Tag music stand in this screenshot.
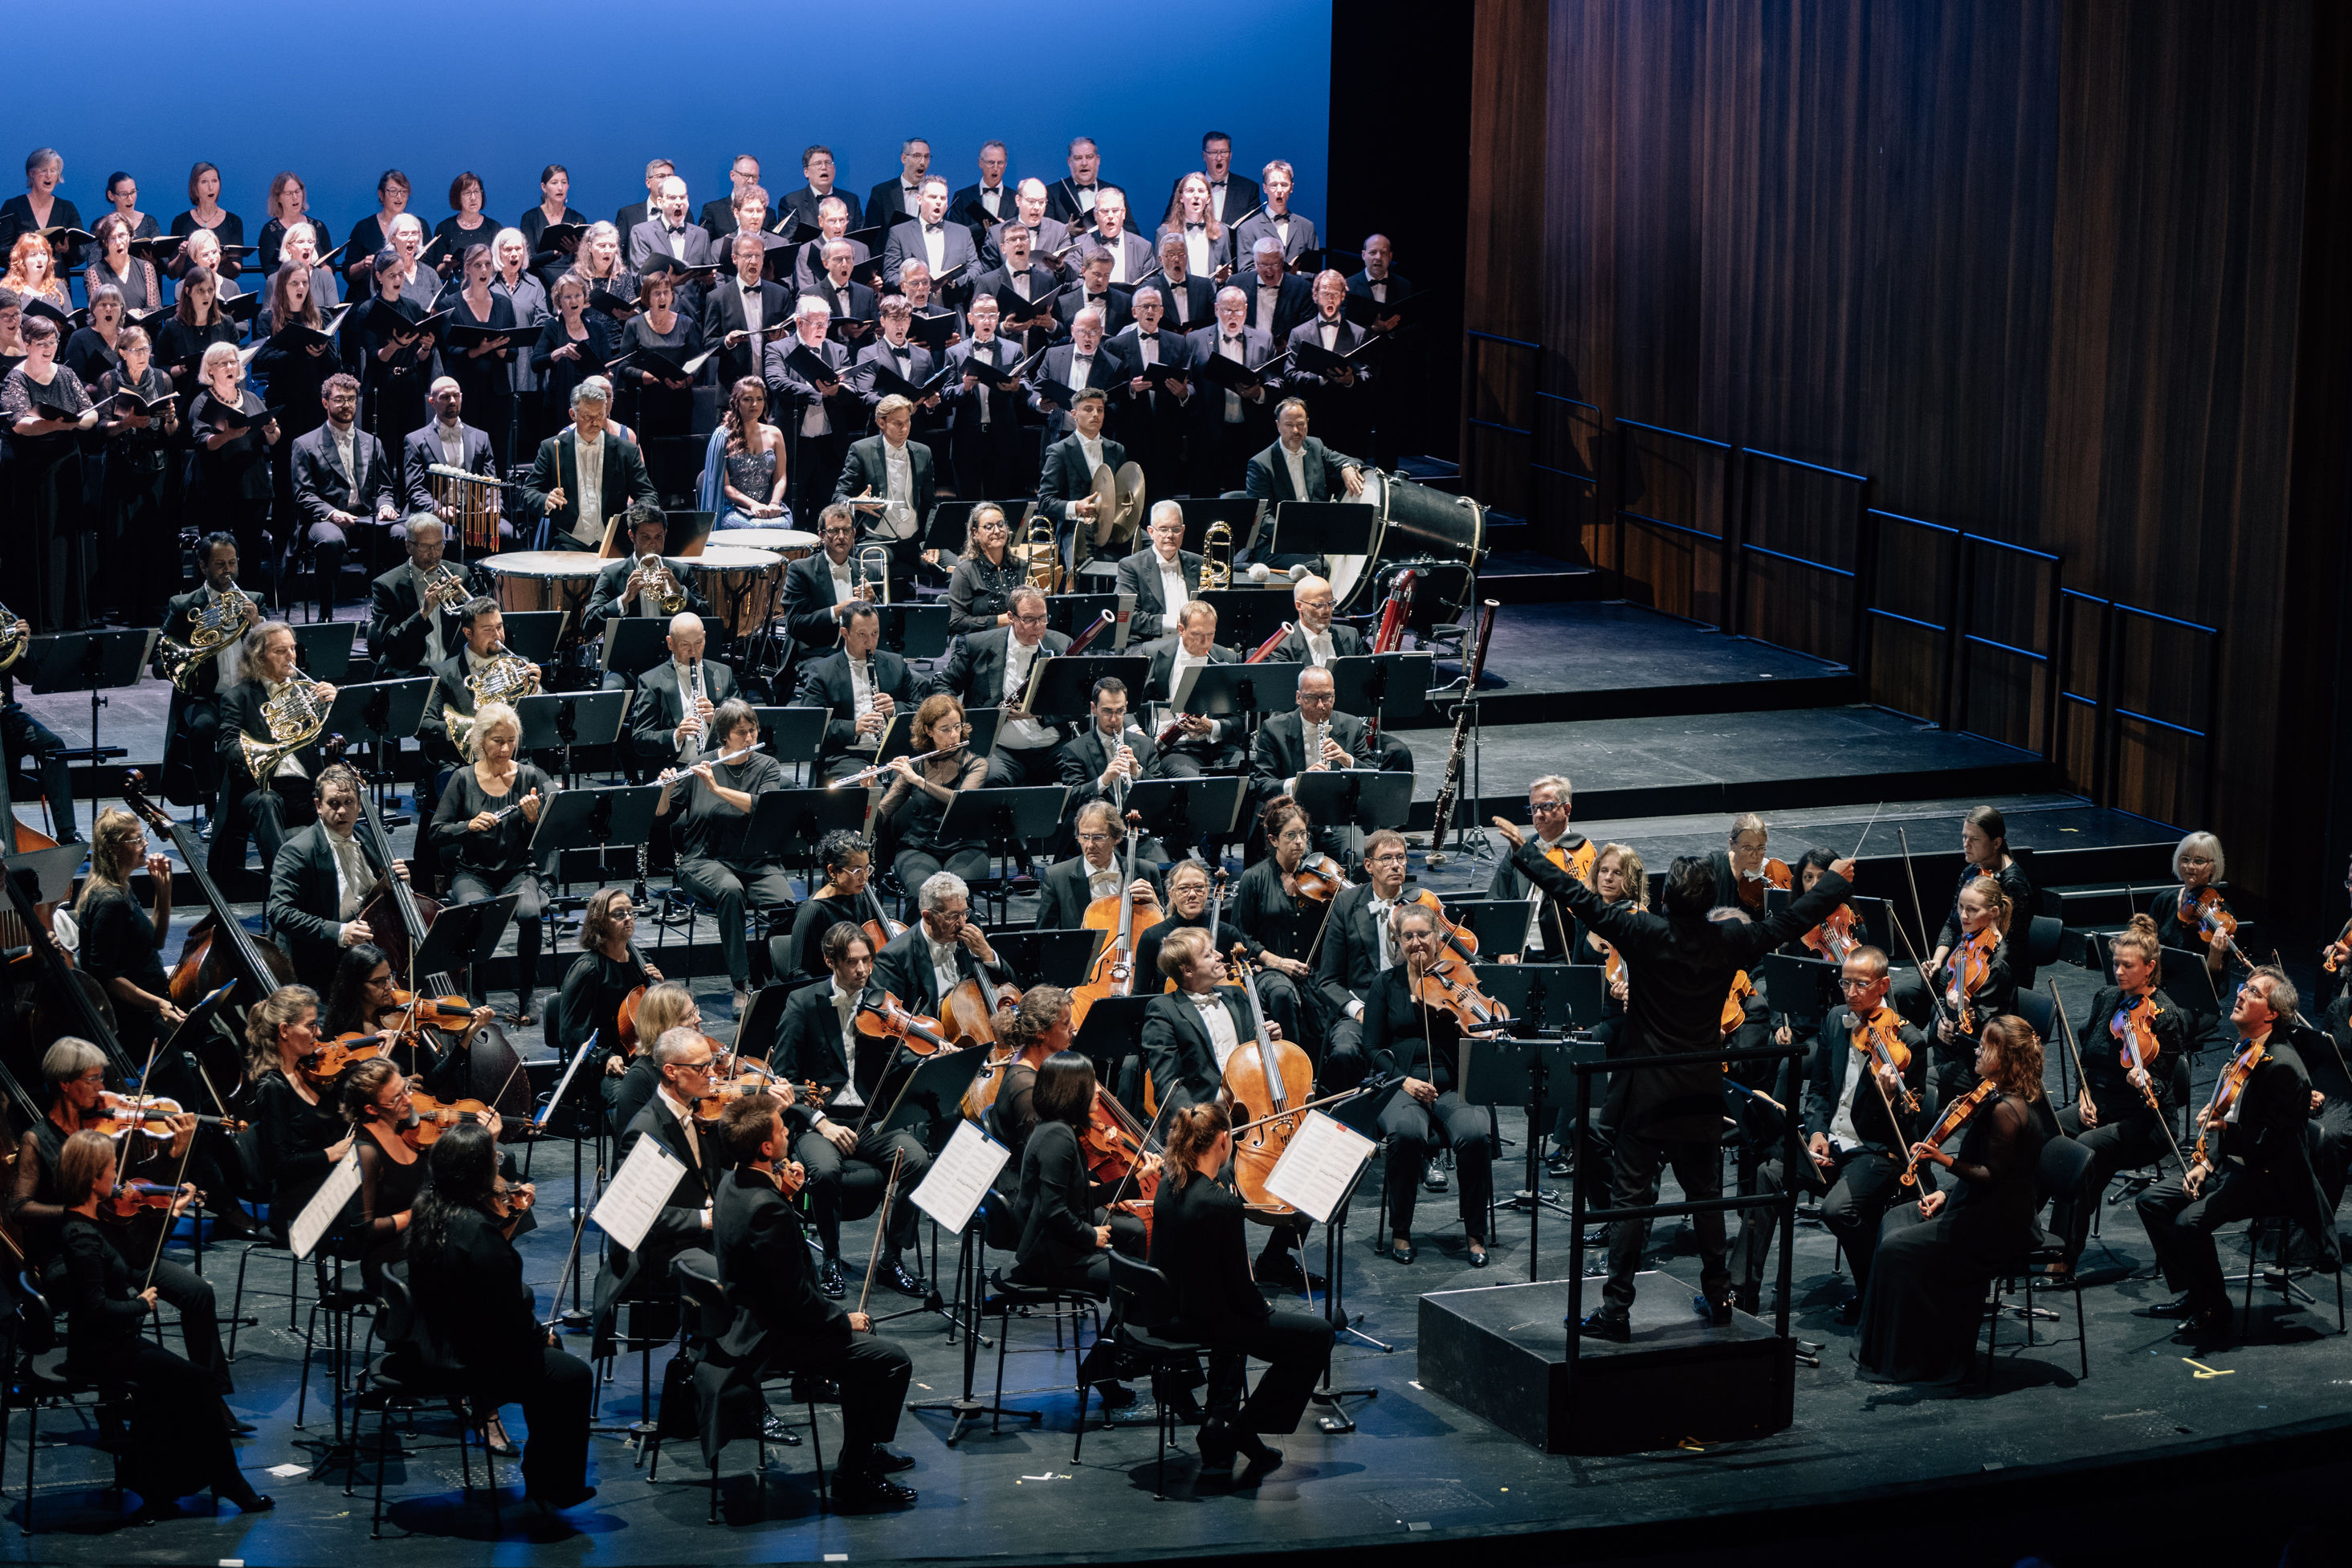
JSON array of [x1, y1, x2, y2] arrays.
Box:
[[528, 785, 662, 878], [1046, 591, 1119, 641], [1123, 776, 1247, 849], [597, 616, 672, 681], [1471, 962, 1603, 1038], [4, 842, 84, 906], [1165, 497, 1262, 556], [1165, 659, 1302, 725], [1199, 589, 1295, 648], [740, 790, 870, 884], [1270, 500, 1377, 563], [23, 629, 153, 835], [1461, 1035, 1608, 1280], [410, 892, 521, 996], [1329, 652, 1433, 730], [749, 706, 828, 776], [1023, 654, 1149, 723], [1760, 952, 1841, 1025], [495, 610, 568, 664], [982, 928, 1106, 988], [512, 690, 630, 784], [322, 678, 434, 813], [862, 1045, 993, 1330], [1293, 769, 1412, 833], [936, 787, 1068, 890], [291, 621, 355, 683], [1070, 995, 1155, 1085], [875, 603, 951, 662], [1443, 898, 1533, 960]]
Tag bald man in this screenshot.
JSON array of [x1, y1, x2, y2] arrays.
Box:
[[402, 375, 504, 531], [626, 610, 741, 775]]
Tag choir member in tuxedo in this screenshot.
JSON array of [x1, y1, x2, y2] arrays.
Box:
[[882, 176, 979, 295], [1365, 900, 1496, 1266], [1185, 287, 1278, 496], [357, 247, 433, 455], [402, 376, 503, 540], [530, 273, 617, 430], [1234, 161, 1318, 266], [810, 240, 879, 338], [1082, 187, 1155, 286], [1310, 829, 1418, 1090], [873, 696, 991, 906], [764, 297, 858, 523], [264, 763, 397, 993], [1034, 312, 1127, 448], [1111, 288, 1191, 482], [700, 153, 764, 238], [2, 316, 99, 628], [627, 177, 715, 307], [520, 162, 585, 279], [1144, 231, 1216, 333], [865, 138, 933, 232], [987, 182, 1077, 282], [589, 1025, 719, 1358], [772, 922, 932, 1298], [185, 342, 279, 613], [168, 161, 244, 280], [784, 145, 862, 234], [368, 516, 481, 681], [949, 141, 1014, 235], [1054, 250, 1131, 339], [290, 373, 402, 617], [712, 377, 790, 529], [1188, 133, 1262, 229], [834, 389, 936, 595], [850, 297, 940, 422], [710, 1096, 917, 1511], [1159, 173, 1235, 283], [793, 197, 869, 296], [704, 230, 789, 392], [1117, 502, 1203, 645], [614, 159, 670, 244], [94, 324, 180, 625], [1036, 800, 1167, 930], [440, 243, 520, 470], [522, 377, 654, 551], [210, 621, 332, 883], [793, 601, 912, 783], [1273, 571, 1368, 666], [1249, 665, 1376, 854], [972, 222, 1062, 356], [435, 172, 497, 280], [619, 267, 706, 502], [1347, 234, 1412, 328], [1284, 271, 1376, 457], [1146, 601, 1249, 777], [1046, 137, 1107, 226], [779, 501, 873, 665], [1034, 383, 1129, 576], [85, 213, 160, 314], [0, 147, 79, 260], [892, 260, 962, 365], [344, 169, 410, 287], [943, 297, 1032, 501], [655, 698, 790, 1010], [931, 586, 1072, 788], [1241, 238, 1315, 346]]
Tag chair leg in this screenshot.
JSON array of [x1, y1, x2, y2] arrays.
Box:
[[2243, 1222, 2260, 1338], [21, 1400, 35, 1537], [2074, 1282, 2089, 1379], [992, 1307, 1010, 1434], [227, 1246, 252, 1360], [296, 1301, 320, 1428], [1980, 1281, 1999, 1387], [807, 1398, 825, 1506], [371, 1402, 393, 1539]]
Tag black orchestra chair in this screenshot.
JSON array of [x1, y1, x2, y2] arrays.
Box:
[[1082, 1253, 1211, 1497], [979, 1200, 1104, 1440], [1981, 1134, 2092, 1383], [351, 1273, 505, 1539], [9, 1273, 124, 1537], [654, 1254, 828, 1521], [295, 1252, 377, 1448]]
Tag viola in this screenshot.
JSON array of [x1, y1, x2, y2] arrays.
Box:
[[2323, 917, 2352, 975], [402, 1093, 495, 1147], [87, 1091, 246, 1138], [1898, 1078, 1996, 1187], [854, 992, 956, 1056], [1412, 949, 1513, 1035], [2192, 1040, 2269, 1168], [1290, 852, 1350, 904], [101, 1178, 189, 1222], [1849, 1005, 1921, 1115], [1400, 886, 1478, 962], [1543, 837, 1597, 884], [1078, 1085, 1160, 1243], [391, 988, 477, 1032], [2109, 992, 2165, 1073], [1599, 938, 1627, 992], [1945, 923, 1998, 1034], [692, 1071, 815, 1124], [1738, 855, 1792, 908], [300, 1032, 389, 1085], [2179, 886, 2252, 969], [1721, 970, 1758, 1037], [1804, 902, 1861, 965], [1070, 809, 1160, 1029]]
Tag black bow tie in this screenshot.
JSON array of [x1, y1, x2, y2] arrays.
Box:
[[1224, 334, 1241, 344], [924, 222, 942, 233], [1089, 294, 1107, 305], [667, 226, 684, 236]]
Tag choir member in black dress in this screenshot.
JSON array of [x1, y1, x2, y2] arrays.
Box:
[[874, 694, 991, 908], [520, 163, 585, 281], [434, 171, 497, 281], [1856, 1013, 2049, 1383], [1151, 1099, 1332, 1476], [531, 273, 614, 424], [85, 213, 161, 313], [346, 170, 411, 287], [558, 886, 664, 1075], [655, 698, 789, 1008], [245, 983, 351, 1237], [944, 503, 1025, 637], [331, 1057, 428, 1290], [785, 830, 879, 982], [93, 323, 181, 624], [72, 808, 185, 1056], [2, 314, 98, 627], [52, 1130, 274, 1519], [168, 161, 243, 280], [3, 231, 72, 314], [710, 1095, 915, 1510], [429, 700, 552, 1024], [1361, 902, 1497, 1265], [154, 263, 240, 407], [2048, 914, 2190, 1280], [0, 147, 78, 258], [254, 171, 332, 278], [442, 243, 520, 470], [711, 377, 789, 528], [490, 227, 552, 449], [358, 246, 432, 455], [573, 222, 638, 309], [619, 267, 704, 500], [186, 346, 280, 620], [62, 283, 124, 385], [406, 1121, 596, 1511]]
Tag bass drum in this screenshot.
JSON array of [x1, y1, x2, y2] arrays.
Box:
[[1327, 470, 1489, 616]]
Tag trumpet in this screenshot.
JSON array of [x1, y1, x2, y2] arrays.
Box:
[[419, 560, 469, 609], [853, 544, 893, 606], [1199, 518, 1233, 593], [638, 553, 689, 615], [830, 744, 948, 789]]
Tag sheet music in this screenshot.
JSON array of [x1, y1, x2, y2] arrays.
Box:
[[290, 1151, 362, 1260], [910, 1119, 1011, 1234], [537, 1029, 598, 1127], [1262, 1110, 1376, 1224], [591, 1135, 687, 1254]]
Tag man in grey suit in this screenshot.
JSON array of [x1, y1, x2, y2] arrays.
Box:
[[880, 177, 980, 296], [289, 373, 402, 617], [1233, 160, 1319, 265], [627, 176, 717, 274]]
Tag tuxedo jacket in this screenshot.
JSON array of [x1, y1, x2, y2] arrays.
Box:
[[1034, 853, 1168, 934], [760, 333, 858, 427], [1182, 323, 1280, 433], [782, 185, 862, 234], [1107, 324, 1194, 422], [1313, 881, 1401, 1020], [1046, 177, 1111, 227], [1346, 269, 1416, 307], [626, 658, 741, 761], [1080, 229, 1156, 283], [774, 978, 899, 1105], [1246, 437, 1363, 504], [521, 429, 654, 548], [399, 422, 499, 514], [832, 435, 938, 535], [1143, 637, 1245, 747], [1272, 620, 1368, 666], [795, 245, 874, 300], [1237, 272, 1316, 347], [1141, 988, 1258, 1114], [158, 584, 250, 699], [1284, 315, 1377, 388], [849, 338, 939, 412], [583, 554, 714, 628], [1136, 270, 1217, 332], [1802, 1008, 1932, 1152], [1152, 222, 1236, 279], [700, 278, 791, 389], [880, 218, 980, 291], [929, 625, 1074, 734], [871, 922, 1015, 1020], [790, 646, 915, 757], [1053, 287, 1131, 340], [626, 218, 717, 273], [266, 821, 389, 992], [1031, 341, 1134, 444], [1249, 707, 1375, 798], [416, 652, 485, 755], [865, 179, 926, 230], [713, 1164, 849, 1369], [1036, 434, 1131, 524], [1115, 545, 1204, 633], [289, 425, 398, 527], [940, 336, 1026, 434], [1057, 722, 1164, 812], [216, 677, 325, 796], [948, 182, 1016, 234], [1234, 210, 1319, 266], [781, 550, 858, 650], [594, 1096, 715, 1337], [366, 558, 487, 678]]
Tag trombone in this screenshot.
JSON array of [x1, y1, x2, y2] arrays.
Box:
[[1199, 518, 1233, 593], [853, 544, 893, 606]]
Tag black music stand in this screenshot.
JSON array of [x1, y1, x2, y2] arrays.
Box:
[[748, 706, 828, 777], [1165, 497, 1262, 556], [982, 928, 1106, 989], [1165, 659, 1301, 726], [740, 789, 870, 890], [936, 788, 1068, 899], [321, 678, 434, 815], [1293, 769, 1413, 834], [1461, 1035, 1607, 1281], [513, 690, 630, 784], [1070, 995, 1155, 1086], [1123, 776, 1248, 850], [23, 629, 153, 836], [923, 500, 1026, 556], [598, 616, 671, 681], [875, 603, 952, 662], [1198, 589, 1295, 648], [1443, 898, 1534, 961], [1270, 500, 1376, 564], [1470, 962, 1603, 1039], [1045, 592, 1119, 641], [528, 785, 662, 884], [291, 621, 355, 683], [496, 610, 568, 664], [1023, 654, 1149, 723], [410, 891, 522, 998], [1329, 652, 1433, 730], [1760, 951, 1841, 1026]]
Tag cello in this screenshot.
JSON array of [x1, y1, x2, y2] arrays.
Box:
[[1222, 946, 1315, 1226], [1068, 809, 1160, 1029]]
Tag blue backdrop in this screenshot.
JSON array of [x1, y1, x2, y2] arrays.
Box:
[[16, 1, 1331, 243]]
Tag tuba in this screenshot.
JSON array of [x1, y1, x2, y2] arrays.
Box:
[[641, 554, 689, 615], [157, 584, 258, 692], [446, 641, 542, 752], [238, 677, 327, 780], [1199, 519, 1233, 593], [0, 601, 25, 674]]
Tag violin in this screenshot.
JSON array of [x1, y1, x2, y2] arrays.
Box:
[[101, 1178, 191, 1222], [2109, 992, 2165, 1073], [2178, 886, 2252, 969], [1738, 855, 1793, 908], [1849, 1005, 1921, 1115], [1290, 852, 1350, 904], [2192, 1039, 2270, 1169], [1804, 902, 1861, 965], [401, 1092, 495, 1147], [1898, 1077, 1997, 1187], [1078, 1085, 1161, 1243], [2323, 917, 2352, 975], [1599, 939, 1626, 992], [1543, 837, 1597, 883], [854, 992, 956, 1056], [1411, 948, 1513, 1035], [86, 1091, 246, 1138], [1401, 886, 1478, 962], [300, 1032, 388, 1085], [1721, 970, 1757, 1037], [1945, 923, 1998, 1034], [691, 1071, 815, 1124], [391, 988, 477, 1032]]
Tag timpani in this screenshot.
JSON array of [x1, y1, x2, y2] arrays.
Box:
[[480, 550, 602, 617], [681, 544, 784, 639], [715, 527, 818, 560]]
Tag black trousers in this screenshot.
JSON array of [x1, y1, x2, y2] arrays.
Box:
[[1380, 1089, 1491, 1241], [485, 1344, 593, 1501], [1188, 1307, 1334, 1435], [94, 1341, 241, 1501], [759, 1330, 911, 1461], [304, 515, 409, 616], [982, 742, 1062, 788], [1602, 1128, 1728, 1316], [1819, 1146, 1914, 1294], [209, 774, 312, 885], [2136, 1163, 2292, 1316], [41, 1247, 228, 1393], [2052, 1104, 2175, 1266], [891, 845, 989, 923], [2, 703, 77, 840], [447, 865, 545, 1001], [795, 1122, 931, 1259], [675, 855, 793, 989], [100, 450, 173, 625]]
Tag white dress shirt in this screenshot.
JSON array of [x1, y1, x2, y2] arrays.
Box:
[[740, 283, 764, 336], [1190, 988, 1242, 1073], [1302, 626, 1335, 666], [1066, 352, 1094, 394], [325, 825, 371, 923], [921, 222, 947, 274], [1208, 180, 1230, 222], [977, 185, 1004, 218], [435, 419, 465, 468], [658, 1085, 703, 1168], [570, 432, 606, 545], [1103, 235, 1130, 283], [1282, 440, 1310, 501], [1154, 549, 1189, 634], [1184, 226, 1211, 276], [1084, 857, 1121, 902], [411, 563, 449, 664], [846, 654, 879, 752], [1523, 829, 1575, 951], [1345, 892, 1400, 1020], [828, 553, 857, 605], [827, 981, 866, 1110], [925, 935, 962, 1005], [1220, 332, 1245, 422], [329, 424, 360, 506]]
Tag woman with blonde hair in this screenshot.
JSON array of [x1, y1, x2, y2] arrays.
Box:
[[244, 983, 353, 1235], [428, 699, 553, 1022], [73, 807, 184, 1054]]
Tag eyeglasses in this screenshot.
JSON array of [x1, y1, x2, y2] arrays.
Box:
[[1837, 978, 1877, 992], [1367, 851, 1407, 865], [1013, 612, 1049, 625], [1529, 798, 1568, 813]]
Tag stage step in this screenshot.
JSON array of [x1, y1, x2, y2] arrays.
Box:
[[1476, 550, 1605, 605]]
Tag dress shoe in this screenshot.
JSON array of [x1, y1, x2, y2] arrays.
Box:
[[215, 1481, 274, 1513], [761, 1411, 803, 1446], [219, 1399, 257, 1436], [2134, 1294, 2199, 1320], [882, 1260, 927, 1297], [483, 1415, 520, 1456], [1466, 1246, 1490, 1269], [1234, 1439, 1284, 1483], [1255, 1252, 1323, 1291], [1693, 1294, 1732, 1328], [818, 1257, 846, 1299], [1835, 1297, 1863, 1327], [1196, 1420, 1239, 1470], [1580, 1224, 1612, 1247], [531, 1485, 597, 1513], [831, 1471, 918, 1511], [1093, 1381, 1137, 1411], [207, 1205, 262, 1243], [869, 1446, 916, 1475], [2171, 1310, 2232, 1347], [1423, 1158, 1449, 1192], [1575, 1310, 1630, 1342]]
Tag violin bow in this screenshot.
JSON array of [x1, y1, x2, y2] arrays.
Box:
[[1850, 800, 1885, 861], [1895, 826, 1933, 969], [1884, 896, 1961, 1037], [855, 1147, 906, 1317], [2044, 978, 2092, 1110], [1101, 1092, 1176, 1217], [140, 1114, 206, 1293]]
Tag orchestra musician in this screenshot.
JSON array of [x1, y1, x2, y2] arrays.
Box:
[[598, 981, 702, 1138], [1890, 804, 2035, 1021], [524, 377, 656, 552], [941, 502, 1023, 637], [591, 1026, 721, 1358], [627, 612, 737, 787], [933, 584, 1073, 788], [329, 1057, 430, 1292], [1145, 601, 1248, 780], [1486, 775, 1595, 962], [1058, 677, 1160, 823], [1227, 798, 1327, 985], [93, 322, 179, 626], [1034, 381, 1130, 577], [211, 620, 333, 885], [556, 887, 664, 1071], [585, 506, 715, 642], [1249, 665, 1376, 855], [2134, 968, 2338, 1347], [318, 943, 496, 1101], [870, 870, 1014, 1024], [1151, 1098, 1331, 1480], [1037, 800, 1168, 931], [2151, 831, 2237, 982], [1313, 829, 1421, 1093], [428, 700, 552, 1024], [1367, 901, 1502, 1268], [265, 763, 406, 994], [1136, 861, 1306, 1049], [368, 516, 484, 682], [772, 922, 932, 1300], [711, 1094, 916, 1512], [71, 810, 185, 1059], [655, 697, 792, 1012], [780, 502, 872, 666], [833, 389, 936, 597], [1272, 573, 1367, 667], [984, 985, 1074, 1168], [2046, 914, 2189, 1284], [874, 694, 992, 912], [784, 830, 880, 982], [244, 984, 350, 1237], [1916, 876, 2018, 1102], [1117, 503, 1203, 644], [1141, 927, 1263, 1118], [287, 373, 402, 620], [1706, 813, 1783, 917], [793, 601, 911, 784], [1010, 1049, 1150, 1407], [418, 599, 541, 778], [1853, 1015, 2049, 1383], [156, 535, 249, 808], [1494, 817, 1856, 1337]]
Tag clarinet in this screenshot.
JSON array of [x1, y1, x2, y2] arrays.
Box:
[[1425, 600, 1498, 867]]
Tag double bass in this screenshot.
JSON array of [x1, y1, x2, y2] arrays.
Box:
[[121, 776, 294, 1012]]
